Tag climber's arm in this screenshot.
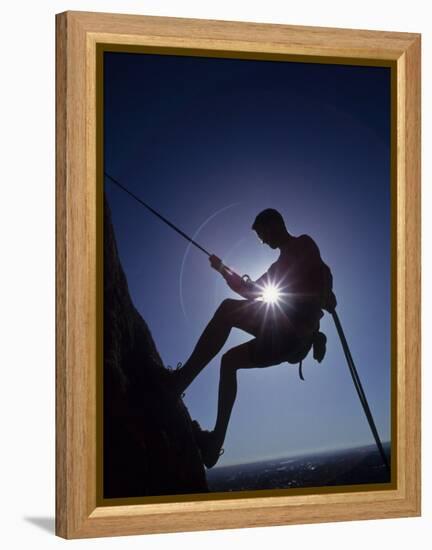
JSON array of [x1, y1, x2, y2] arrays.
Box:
[[209, 255, 259, 300]]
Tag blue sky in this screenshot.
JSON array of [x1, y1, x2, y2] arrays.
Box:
[[104, 51, 392, 467]]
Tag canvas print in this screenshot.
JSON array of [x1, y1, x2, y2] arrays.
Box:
[[101, 49, 393, 501]]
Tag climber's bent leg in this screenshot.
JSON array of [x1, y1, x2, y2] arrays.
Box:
[[201, 339, 278, 467], [195, 341, 254, 468], [176, 299, 257, 393], [213, 338, 286, 447], [212, 342, 252, 450]]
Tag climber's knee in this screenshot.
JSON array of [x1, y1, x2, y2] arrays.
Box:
[[223, 340, 256, 374], [221, 342, 253, 375], [220, 348, 239, 377]]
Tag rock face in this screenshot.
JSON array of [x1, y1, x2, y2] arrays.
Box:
[[103, 197, 208, 498]]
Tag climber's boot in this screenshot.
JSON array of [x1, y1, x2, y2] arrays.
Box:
[[192, 420, 224, 469]]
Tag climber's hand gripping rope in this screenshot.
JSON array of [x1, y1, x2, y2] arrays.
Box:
[[209, 255, 254, 296]]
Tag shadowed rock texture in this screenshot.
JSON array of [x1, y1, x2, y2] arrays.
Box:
[[103, 197, 208, 498]]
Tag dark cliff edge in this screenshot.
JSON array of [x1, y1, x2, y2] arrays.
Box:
[[103, 197, 208, 498]]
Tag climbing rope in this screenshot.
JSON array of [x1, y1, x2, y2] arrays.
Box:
[[105, 172, 212, 257], [331, 309, 390, 473]]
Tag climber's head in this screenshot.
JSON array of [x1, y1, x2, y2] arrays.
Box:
[[252, 209, 289, 249]]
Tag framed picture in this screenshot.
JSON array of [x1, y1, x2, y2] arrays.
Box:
[[55, 11, 421, 539]]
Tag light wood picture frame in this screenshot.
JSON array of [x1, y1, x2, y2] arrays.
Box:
[[55, 11, 421, 539]]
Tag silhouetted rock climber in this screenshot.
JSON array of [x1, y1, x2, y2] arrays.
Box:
[[168, 208, 334, 468]]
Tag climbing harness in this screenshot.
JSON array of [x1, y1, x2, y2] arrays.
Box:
[[106, 171, 390, 473]]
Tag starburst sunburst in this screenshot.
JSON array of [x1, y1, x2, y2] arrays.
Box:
[[260, 283, 281, 304]]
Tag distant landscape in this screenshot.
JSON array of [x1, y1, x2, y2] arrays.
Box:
[[206, 443, 391, 493]]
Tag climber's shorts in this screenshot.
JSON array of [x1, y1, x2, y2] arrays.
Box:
[[247, 330, 303, 367], [219, 298, 308, 367]]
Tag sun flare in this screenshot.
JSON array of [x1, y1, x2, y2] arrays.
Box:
[[261, 284, 281, 304]]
